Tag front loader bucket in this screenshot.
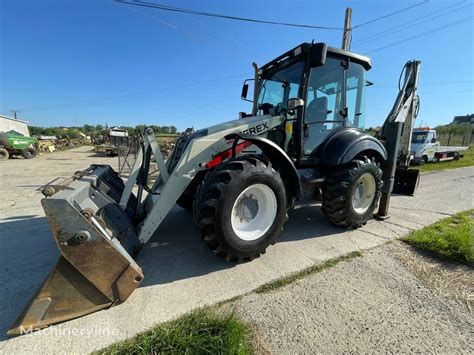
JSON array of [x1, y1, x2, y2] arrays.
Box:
[[393, 167, 420, 196], [8, 165, 143, 336]]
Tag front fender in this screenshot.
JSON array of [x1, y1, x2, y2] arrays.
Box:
[[226, 133, 302, 199], [319, 128, 387, 165]]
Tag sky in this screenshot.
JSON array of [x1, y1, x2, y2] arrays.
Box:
[[0, 0, 473, 131]]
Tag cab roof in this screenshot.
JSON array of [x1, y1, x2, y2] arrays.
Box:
[[260, 42, 372, 72]]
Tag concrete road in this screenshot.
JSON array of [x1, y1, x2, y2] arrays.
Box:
[[0, 147, 473, 352], [236, 242, 473, 353]]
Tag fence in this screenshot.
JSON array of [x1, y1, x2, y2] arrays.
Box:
[[118, 137, 139, 177], [437, 133, 473, 146], [117, 134, 179, 178]]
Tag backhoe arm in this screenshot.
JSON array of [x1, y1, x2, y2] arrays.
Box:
[[376, 60, 421, 217]]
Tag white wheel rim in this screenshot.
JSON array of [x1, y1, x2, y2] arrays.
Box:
[[351, 172, 376, 214], [231, 183, 277, 241]]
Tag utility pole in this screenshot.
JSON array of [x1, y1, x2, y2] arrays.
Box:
[[341, 7, 352, 51], [10, 110, 20, 120]]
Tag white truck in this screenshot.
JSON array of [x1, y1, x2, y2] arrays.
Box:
[[411, 128, 469, 164]]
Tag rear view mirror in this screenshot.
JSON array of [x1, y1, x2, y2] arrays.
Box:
[[241, 84, 249, 99], [241, 79, 254, 102], [431, 138, 436, 143], [287, 98, 304, 110], [309, 43, 327, 68]]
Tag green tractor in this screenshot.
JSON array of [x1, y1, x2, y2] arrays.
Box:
[[0, 132, 38, 161]]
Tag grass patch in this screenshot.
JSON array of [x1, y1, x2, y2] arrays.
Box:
[[419, 145, 474, 172], [255, 251, 362, 294], [98, 309, 254, 355], [402, 210, 474, 265]]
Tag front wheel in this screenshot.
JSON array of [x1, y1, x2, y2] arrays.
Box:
[[22, 147, 37, 159], [195, 157, 288, 262], [322, 157, 382, 228]]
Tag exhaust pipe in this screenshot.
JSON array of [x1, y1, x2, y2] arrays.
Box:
[[8, 165, 143, 335]]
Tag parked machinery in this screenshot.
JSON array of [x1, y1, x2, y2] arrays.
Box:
[[9, 42, 421, 335], [0, 132, 38, 160]]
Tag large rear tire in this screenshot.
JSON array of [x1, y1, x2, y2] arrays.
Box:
[[0, 148, 9, 161], [322, 157, 382, 228], [22, 147, 37, 159], [195, 156, 287, 262]]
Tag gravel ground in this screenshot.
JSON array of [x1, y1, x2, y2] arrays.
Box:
[[235, 242, 473, 353]]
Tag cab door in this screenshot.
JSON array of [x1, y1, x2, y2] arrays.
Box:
[[300, 56, 368, 161], [301, 56, 346, 157], [425, 131, 437, 160]]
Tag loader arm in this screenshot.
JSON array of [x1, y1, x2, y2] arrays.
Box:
[[137, 114, 285, 243], [8, 114, 285, 334]]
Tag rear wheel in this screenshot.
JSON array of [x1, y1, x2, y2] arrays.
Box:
[[195, 156, 287, 262], [0, 148, 9, 161], [322, 157, 382, 228], [22, 147, 37, 159]]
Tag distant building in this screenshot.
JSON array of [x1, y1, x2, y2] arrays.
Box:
[[0, 115, 30, 136], [452, 114, 474, 124]]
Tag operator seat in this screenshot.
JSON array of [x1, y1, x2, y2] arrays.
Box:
[[306, 96, 328, 121], [304, 97, 332, 154]]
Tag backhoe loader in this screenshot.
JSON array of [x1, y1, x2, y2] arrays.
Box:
[[8, 42, 421, 335]]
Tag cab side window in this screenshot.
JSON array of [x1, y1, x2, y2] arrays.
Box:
[[346, 62, 366, 129], [303, 57, 344, 155]]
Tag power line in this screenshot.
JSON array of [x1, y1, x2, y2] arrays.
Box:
[[19, 74, 248, 112], [123, 2, 253, 53], [353, 1, 470, 46], [123, 4, 217, 47], [364, 16, 473, 54], [114, 0, 343, 30], [352, 0, 429, 29], [20, 81, 243, 112]]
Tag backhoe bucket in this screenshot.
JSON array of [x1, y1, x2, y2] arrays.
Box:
[[393, 167, 420, 196], [8, 165, 143, 335]]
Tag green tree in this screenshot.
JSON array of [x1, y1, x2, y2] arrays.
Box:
[[43, 127, 62, 136], [135, 124, 146, 135], [29, 126, 43, 136], [83, 124, 96, 133], [67, 129, 81, 139], [435, 125, 448, 135]]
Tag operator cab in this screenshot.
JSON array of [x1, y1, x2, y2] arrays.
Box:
[[244, 42, 371, 164]]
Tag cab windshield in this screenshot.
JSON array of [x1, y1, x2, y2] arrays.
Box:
[[257, 58, 305, 116], [412, 132, 427, 143]]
